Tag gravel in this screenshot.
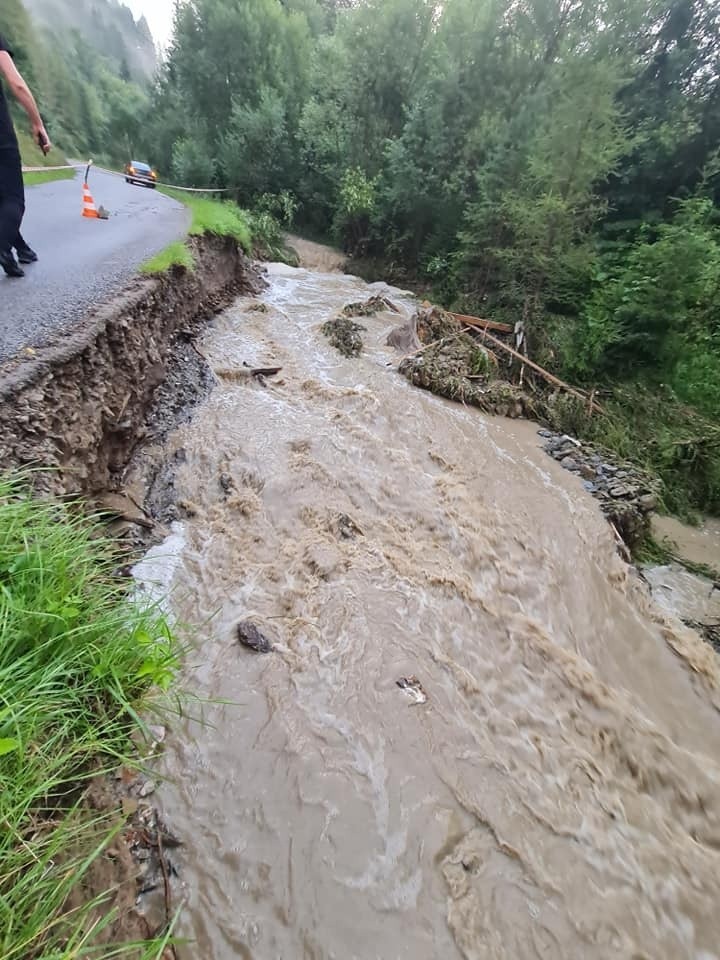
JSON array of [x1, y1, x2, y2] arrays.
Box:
[[540, 429, 661, 547]]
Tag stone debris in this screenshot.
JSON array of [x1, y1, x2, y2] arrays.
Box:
[[335, 513, 364, 540], [219, 472, 235, 497], [237, 619, 274, 654], [94, 766, 183, 939], [539, 429, 660, 548]]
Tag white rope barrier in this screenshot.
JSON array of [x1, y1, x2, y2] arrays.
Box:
[[22, 163, 82, 172], [22, 160, 230, 193]]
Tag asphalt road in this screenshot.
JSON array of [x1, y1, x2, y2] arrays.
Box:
[[0, 169, 191, 363]]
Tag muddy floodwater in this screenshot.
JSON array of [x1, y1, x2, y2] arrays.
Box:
[[137, 260, 720, 959]]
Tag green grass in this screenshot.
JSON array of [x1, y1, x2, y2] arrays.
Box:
[[0, 474, 179, 959], [141, 241, 195, 275], [16, 129, 69, 169], [150, 186, 296, 272], [141, 187, 254, 277], [23, 168, 75, 187], [158, 186, 252, 251]]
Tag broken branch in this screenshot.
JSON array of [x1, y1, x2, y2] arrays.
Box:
[[475, 328, 605, 413]]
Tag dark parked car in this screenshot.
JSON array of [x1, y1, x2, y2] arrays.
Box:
[[125, 160, 158, 188]]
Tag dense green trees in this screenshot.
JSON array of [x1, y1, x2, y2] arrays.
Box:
[[0, 0, 153, 162]]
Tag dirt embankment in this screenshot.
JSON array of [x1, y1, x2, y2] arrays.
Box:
[[0, 236, 264, 495]]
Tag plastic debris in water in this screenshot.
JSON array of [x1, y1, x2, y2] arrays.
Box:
[[396, 676, 428, 705]]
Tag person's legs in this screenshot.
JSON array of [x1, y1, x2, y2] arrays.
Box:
[[0, 145, 25, 276], [14, 231, 37, 262]]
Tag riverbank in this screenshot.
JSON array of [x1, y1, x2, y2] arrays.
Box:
[[0, 233, 264, 958], [0, 475, 180, 959], [0, 234, 264, 495]]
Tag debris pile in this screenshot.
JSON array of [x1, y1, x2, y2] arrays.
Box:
[[396, 676, 428, 705], [323, 295, 402, 357], [395, 307, 541, 418], [322, 316, 366, 357], [82, 736, 183, 946], [685, 620, 720, 652], [538, 429, 659, 547], [341, 295, 399, 318]]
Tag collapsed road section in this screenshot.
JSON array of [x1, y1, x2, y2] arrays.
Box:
[[0, 235, 264, 495]]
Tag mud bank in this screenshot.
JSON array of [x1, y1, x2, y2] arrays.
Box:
[[0, 235, 264, 494]]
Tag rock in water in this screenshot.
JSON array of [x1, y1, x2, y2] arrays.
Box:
[[237, 620, 273, 654]]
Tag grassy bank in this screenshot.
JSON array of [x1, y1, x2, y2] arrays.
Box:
[[16, 130, 68, 169], [159, 188, 251, 250], [141, 240, 194, 275], [142, 188, 253, 274], [0, 474, 178, 959], [143, 188, 294, 274], [23, 167, 75, 187]]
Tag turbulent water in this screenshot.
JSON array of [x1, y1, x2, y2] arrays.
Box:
[[138, 259, 720, 960]]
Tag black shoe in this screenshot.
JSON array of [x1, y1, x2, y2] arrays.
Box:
[[0, 250, 24, 278], [15, 243, 38, 265]]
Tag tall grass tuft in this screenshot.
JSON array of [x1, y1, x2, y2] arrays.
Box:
[[0, 474, 179, 959]]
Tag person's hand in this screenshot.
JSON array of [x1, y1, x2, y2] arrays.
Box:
[[32, 122, 51, 155]]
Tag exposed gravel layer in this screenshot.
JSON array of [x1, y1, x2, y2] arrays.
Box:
[[0, 170, 190, 363], [0, 235, 264, 495]]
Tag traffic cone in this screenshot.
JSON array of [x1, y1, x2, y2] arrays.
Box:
[[82, 182, 99, 219]]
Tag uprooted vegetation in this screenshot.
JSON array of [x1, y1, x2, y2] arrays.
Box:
[[323, 295, 400, 357], [322, 316, 367, 357], [396, 307, 541, 418], [341, 295, 400, 318], [0, 474, 179, 959]]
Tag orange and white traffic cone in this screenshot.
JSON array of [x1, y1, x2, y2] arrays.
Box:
[[82, 182, 99, 219]]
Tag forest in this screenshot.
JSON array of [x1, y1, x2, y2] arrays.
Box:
[[4, 0, 720, 516], [0, 0, 154, 162]]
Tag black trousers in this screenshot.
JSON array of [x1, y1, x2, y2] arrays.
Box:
[[0, 144, 25, 254]]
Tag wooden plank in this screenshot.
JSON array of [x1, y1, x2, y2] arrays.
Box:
[[449, 312, 513, 335]]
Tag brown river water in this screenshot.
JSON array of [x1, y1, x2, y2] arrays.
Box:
[[136, 258, 720, 960]]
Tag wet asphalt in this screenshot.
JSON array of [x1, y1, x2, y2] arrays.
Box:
[[0, 169, 190, 363]]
